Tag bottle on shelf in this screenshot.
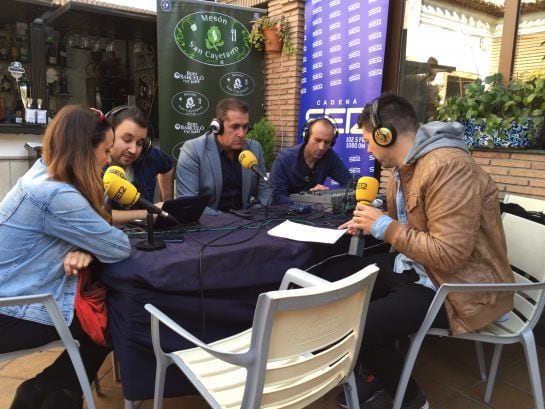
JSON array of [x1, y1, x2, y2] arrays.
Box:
[[0, 96, 5, 122], [46, 35, 58, 66], [0, 74, 11, 92], [139, 77, 148, 100], [19, 37, 28, 62], [58, 39, 67, 67], [14, 97, 23, 124], [10, 35, 20, 61], [25, 97, 36, 124], [59, 73, 68, 94], [0, 37, 8, 61], [36, 98, 47, 125]]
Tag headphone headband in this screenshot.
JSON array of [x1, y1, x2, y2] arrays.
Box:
[[105, 105, 129, 120], [301, 116, 339, 147], [106, 105, 152, 154]]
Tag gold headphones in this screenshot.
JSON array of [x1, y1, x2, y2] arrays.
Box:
[[370, 99, 397, 147]]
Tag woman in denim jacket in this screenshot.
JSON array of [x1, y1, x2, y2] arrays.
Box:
[[0, 105, 131, 409]]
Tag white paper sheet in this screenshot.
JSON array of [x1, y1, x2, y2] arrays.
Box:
[[267, 220, 347, 244]]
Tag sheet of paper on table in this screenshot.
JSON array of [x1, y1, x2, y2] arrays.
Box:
[[267, 220, 347, 244]]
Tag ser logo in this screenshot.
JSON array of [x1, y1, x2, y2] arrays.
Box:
[[112, 186, 126, 202]]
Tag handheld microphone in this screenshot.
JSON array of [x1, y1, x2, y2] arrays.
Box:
[[104, 176, 170, 219], [103, 165, 126, 189], [349, 176, 380, 256], [238, 150, 269, 182]]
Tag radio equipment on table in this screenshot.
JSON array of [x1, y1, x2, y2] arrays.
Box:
[[289, 189, 356, 213]]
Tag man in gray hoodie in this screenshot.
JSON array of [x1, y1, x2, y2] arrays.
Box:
[[336, 93, 512, 409]]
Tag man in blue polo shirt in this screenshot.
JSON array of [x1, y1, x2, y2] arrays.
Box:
[[269, 117, 351, 205]]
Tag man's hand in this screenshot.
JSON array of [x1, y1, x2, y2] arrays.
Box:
[[64, 250, 93, 276], [309, 184, 329, 192], [338, 203, 386, 235]]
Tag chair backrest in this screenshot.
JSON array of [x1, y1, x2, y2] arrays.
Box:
[[504, 193, 545, 212], [242, 264, 379, 408], [502, 212, 545, 332]]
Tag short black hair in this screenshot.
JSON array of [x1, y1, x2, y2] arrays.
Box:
[[358, 92, 419, 134], [107, 105, 147, 130]]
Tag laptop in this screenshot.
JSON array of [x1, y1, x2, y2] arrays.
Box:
[[154, 194, 210, 230]]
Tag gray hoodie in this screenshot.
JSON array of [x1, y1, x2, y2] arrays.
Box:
[[405, 121, 468, 164]]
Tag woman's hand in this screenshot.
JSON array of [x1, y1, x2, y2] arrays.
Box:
[[64, 250, 93, 276]]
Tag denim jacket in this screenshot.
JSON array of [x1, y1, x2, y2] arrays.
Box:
[[0, 159, 131, 326]]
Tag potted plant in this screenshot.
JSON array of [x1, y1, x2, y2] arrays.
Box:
[[248, 16, 296, 56], [433, 73, 545, 148], [247, 117, 276, 170]]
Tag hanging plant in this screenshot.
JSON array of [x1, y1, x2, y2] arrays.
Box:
[[248, 16, 296, 56]]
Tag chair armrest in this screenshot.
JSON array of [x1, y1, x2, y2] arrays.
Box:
[[279, 268, 331, 290], [416, 281, 545, 338], [0, 294, 53, 308], [145, 304, 252, 367], [438, 282, 544, 293], [0, 294, 80, 353]]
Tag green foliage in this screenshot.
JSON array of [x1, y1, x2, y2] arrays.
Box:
[[205, 26, 224, 51], [433, 73, 545, 143], [248, 16, 297, 56], [247, 117, 276, 171]]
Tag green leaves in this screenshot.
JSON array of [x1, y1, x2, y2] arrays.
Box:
[[248, 16, 296, 56], [247, 117, 276, 170], [205, 26, 224, 51], [433, 73, 545, 144]]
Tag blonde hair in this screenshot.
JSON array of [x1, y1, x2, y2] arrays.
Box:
[[41, 104, 112, 222]]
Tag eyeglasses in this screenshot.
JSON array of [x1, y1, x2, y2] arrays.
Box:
[[90, 108, 107, 124]]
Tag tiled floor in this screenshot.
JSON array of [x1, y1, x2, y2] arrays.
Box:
[[1, 334, 544, 409]]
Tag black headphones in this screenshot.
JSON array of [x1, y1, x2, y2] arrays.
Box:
[[301, 117, 339, 148], [370, 99, 397, 147], [106, 105, 152, 154], [209, 117, 223, 135]]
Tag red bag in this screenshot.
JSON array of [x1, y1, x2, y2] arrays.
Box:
[[74, 267, 109, 347]]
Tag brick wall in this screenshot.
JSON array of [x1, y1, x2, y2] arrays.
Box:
[[220, 0, 305, 153], [379, 150, 545, 201], [220, 1, 545, 202], [472, 150, 545, 200]]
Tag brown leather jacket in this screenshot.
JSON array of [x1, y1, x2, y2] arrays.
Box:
[[384, 147, 513, 335]]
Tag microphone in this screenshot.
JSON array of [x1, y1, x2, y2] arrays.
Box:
[[355, 176, 380, 204], [348, 176, 380, 256], [238, 150, 269, 182], [104, 175, 170, 219], [103, 165, 126, 189]]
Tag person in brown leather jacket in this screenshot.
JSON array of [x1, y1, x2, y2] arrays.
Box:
[[336, 92, 513, 409]]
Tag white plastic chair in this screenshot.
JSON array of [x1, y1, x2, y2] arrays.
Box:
[[145, 264, 379, 409], [0, 294, 97, 409], [392, 212, 545, 409], [504, 193, 545, 212]]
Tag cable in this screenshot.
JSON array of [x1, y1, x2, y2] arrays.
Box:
[[304, 241, 387, 274], [195, 217, 269, 333]]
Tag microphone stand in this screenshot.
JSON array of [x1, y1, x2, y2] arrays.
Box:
[[135, 210, 166, 251]]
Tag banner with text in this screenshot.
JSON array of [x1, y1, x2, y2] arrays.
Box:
[[299, 0, 389, 184], [156, 0, 265, 159]]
